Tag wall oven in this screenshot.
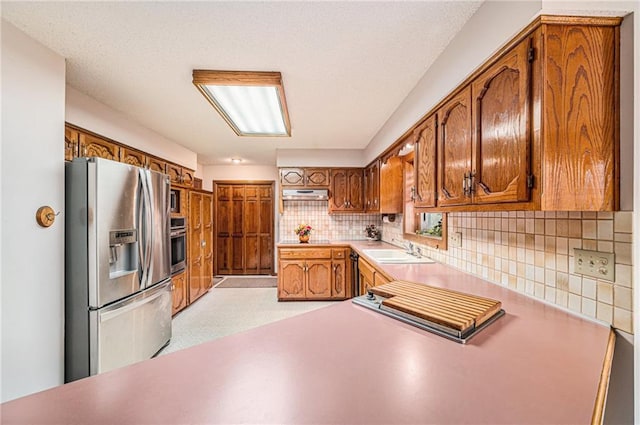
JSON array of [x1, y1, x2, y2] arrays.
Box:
[[170, 217, 187, 275]]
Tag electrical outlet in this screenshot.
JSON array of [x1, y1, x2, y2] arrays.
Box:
[[574, 249, 615, 282], [450, 232, 462, 248]]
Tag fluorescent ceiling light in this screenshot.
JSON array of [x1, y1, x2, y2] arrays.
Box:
[[193, 70, 291, 137], [231, 158, 242, 164]]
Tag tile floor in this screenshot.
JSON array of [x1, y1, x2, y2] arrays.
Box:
[[160, 286, 336, 355]]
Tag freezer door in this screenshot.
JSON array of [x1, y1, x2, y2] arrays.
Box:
[[143, 168, 171, 287], [89, 158, 142, 308], [90, 278, 172, 376]]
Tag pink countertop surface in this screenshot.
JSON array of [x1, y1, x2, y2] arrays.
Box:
[[2, 241, 611, 424]]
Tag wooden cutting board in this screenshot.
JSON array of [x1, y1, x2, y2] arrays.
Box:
[[369, 280, 502, 333]]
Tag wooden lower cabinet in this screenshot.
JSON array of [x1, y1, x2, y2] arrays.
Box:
[[278, 246, 351, 301], [358, 257, 391, 296], [188, 190, 213, 304], [171, 270, 188, 316]]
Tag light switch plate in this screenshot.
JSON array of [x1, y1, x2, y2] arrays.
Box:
[[573, 249, 615, 282], [450, 232, 462, 248]]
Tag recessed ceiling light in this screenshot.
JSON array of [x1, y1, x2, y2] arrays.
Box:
[[193, 70, 291, 137], [231, 158, 242, 164]]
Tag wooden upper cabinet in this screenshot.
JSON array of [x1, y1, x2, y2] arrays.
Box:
[[280, 167, 329, 187], [330, 168, 364, 212], [280, 168, 305, 186], [120, 147, 146, 168], [167, 163, 195, 187], [541, 21, 619, 211], [65, 126, 79, 161], [438, 86, 472, 206], [379, 156, 403, 214], [79, 133, 120, 161], [472, 38, 532, 205], [305, 168, 330, 187], [413, 115, 438, 208], [364, 160, 380, 213], [147, 156, 167, 174]]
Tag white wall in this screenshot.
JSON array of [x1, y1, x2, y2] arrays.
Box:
[[276, 149, 365, 167], [200, 164, 278, 191], [1, 21, 66, 402], [66, 86, 198, 170]]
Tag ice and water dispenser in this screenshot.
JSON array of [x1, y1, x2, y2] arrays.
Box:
[[108, 229, 138, 279]]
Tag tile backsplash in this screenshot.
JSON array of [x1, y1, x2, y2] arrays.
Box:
[[279, 201, 381, 242], [382, 211, 634, 333]]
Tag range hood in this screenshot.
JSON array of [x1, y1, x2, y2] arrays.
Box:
[[282, 189, 329, 201]]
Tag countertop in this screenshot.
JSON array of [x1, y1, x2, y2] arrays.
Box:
[[2, 241, 611, 424]]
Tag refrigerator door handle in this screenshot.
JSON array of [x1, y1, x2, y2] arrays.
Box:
[[142, 170, 153, 288], [137, 170, 147, 288], [145, 170, 155, 285]]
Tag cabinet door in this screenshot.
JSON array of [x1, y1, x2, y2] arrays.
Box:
[[278, 261, 306, 299], [542, 24, 618, 211], [365, 162, 380, 213], [280, 168, 305, 186], [438, 86, 472, 206], [202, 193, 213, 291], [347, 169, 365, 211], [305, 260, 332, 298], [182, 168, 195, 187], [167, 163, 182, 185], [171, 271, 187, 316], [472, 39, 531, 204], [79, 133, 120, 161], [329, 169, 349, 211], [215, 185, 232, 274], [120, 148, 146, 168], [305, 168, 330, 187], [414, 115, 438, 208], [65, 126, 79, 161], [189, 192, 203, 303], [380, 156, 403, 214], [147, 157, 167, 174], [331, 259, 348, 298]]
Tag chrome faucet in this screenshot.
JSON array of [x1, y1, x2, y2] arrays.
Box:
[[405, 241, 414, 255]]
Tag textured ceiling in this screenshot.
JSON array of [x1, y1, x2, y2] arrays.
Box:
[[2, 1, 482, 165]]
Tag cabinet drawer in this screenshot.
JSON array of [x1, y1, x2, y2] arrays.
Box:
[[332, 249, 347, 259], [279, 248, 332, 260]]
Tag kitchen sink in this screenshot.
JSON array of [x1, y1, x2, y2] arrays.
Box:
[[362, 249, 435, 264]]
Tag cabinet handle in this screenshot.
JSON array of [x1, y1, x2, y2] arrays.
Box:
[[463, 172, 469, 196]]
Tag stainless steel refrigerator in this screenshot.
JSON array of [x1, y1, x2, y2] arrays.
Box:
[[65, 157, 172, 382]]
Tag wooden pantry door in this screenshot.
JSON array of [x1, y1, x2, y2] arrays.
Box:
[[214, 181, 274, 275]]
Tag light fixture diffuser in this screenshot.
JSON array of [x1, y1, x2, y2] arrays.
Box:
[[193, 70, 291, 137]]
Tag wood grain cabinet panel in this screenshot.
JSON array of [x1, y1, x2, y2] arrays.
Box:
[[306, 261, 332, 297], [438, 86, 472, 207], [147, 156, 167, 174], [305, 168, 330, 187], [215, 182, 274, 275], [280, 168, 305, 186], [413, 115, 437, 208], [188, 190, 213, 305], [329, 169, 364, 212], [364, 161, 380, 213], [472, 38, 532, 205], [277, 246, 351, 301], [120, 147, 146, 168], [278, 261, 306, 299], [280, 168, 329, 187], [541, 22, 619, 210], [171, 270, 188, 316], [79, 133, 120, 161], [358, 257, 392, 296]]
